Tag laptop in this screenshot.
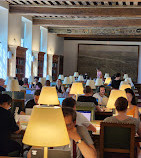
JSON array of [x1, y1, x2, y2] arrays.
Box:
[[58, 98, 65, 106], [31, 148, 71, 158], [77, 110, 91, 121]]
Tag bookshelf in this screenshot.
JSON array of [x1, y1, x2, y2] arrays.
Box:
[[52, 55, 64, 81], [16, 46, 27, 80], [38, 52, 45, 77]]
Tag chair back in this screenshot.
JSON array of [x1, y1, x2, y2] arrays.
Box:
[[76, 101, 96, 120], [100, 122, 135, 158]]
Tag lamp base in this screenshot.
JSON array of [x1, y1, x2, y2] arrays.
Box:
[[44, 147, 48, 158]]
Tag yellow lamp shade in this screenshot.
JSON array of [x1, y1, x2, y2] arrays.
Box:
[[22, 106, 70, 147], [6, 79, 20, 91], [104, 77, 111, 85], [70, 82, 84, 95], [107, 90, 127, 109], [86, 80, 96, 89], [38, 86, 59, 105], [119, 84, 131, 91]]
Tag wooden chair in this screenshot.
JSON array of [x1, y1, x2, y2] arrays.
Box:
[[100, 122, 136, 158]]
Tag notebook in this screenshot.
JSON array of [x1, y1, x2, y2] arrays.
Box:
[[31, 148, 71, 158], [77, 110, 91, 121]]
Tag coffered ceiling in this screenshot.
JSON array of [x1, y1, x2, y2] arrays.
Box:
[[5, 0, 141, 40]]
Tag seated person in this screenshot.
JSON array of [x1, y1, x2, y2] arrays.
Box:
[[111, 73, 121, 89], [77, 86, 102, 112], [45, 80, 50, 86], [125, 88, 139, 119], [27, 108, 97, 158], [25, 90, 41, 110], [56, 79, 65, 93], [31, 82, 42, 94], [93, 85, 108, 106], [103, 97, 141, 136], [0, 94, 21, 156], [62, 97, 96, 132], [32, 76, 39, 88], [23, 78, 29, 88], [0, 78, 5, 92]]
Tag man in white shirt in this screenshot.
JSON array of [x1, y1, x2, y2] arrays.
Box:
[[93, 85, 108, 106], [62, 97, 96, 132]]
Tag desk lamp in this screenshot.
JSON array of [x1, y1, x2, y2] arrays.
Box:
[[95, 78, 103, 86], [22, 106, 70, 158], [107, 90, 127, 113], [104, 77, 111, 85], [58, 74, 64, 81], [6, 79, 20, 91], [38, 86, 59, 106], [104, 73, 109, 79], [119, 84, 131, 91], [69, 82, 84, 100], [69, 76, 75, 83], [86, 80, 96, 89], [46, 75, 52, 82]]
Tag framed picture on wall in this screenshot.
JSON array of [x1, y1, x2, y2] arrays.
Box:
[[78, 44, 139, 82]]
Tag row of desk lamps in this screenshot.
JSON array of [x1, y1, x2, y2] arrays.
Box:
[[4, 72, 133, 158]]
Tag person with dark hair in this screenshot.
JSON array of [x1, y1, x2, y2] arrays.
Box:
[[32, 76, 39, 88], [25, 90, 41, 110], [0, 94, 21, 156], [125, 88, 139, 119], [56, 79, 65, 93], [23, 78, 29, 88], [77, 86, 102, 112], [27, 108, 97, 158], [0, 78, 6, 93], [57, 108, 97, 158], [62, 97, 96, 132], [93, 85, 108, 106], [35, 82, 42, 90], [45, 80, 50, 86], [111, 73, 121, 89], [103, 97, 141, 136]]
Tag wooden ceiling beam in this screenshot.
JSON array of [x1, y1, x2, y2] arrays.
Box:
[[33, 18, 141, 27], [7, 0, 141, 2], [9, 7, 141, 17]]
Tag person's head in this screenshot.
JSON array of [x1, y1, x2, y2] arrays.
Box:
[[84, 86, 93, 95], [125, 88, 137, 105], [0, 94, 12, 110], [45, 80, 50, 86], [99, 85, 105, 96], [62, 97, 76, 109], [18, 80, 24, 86], [36, 82, 42, 90], [115, 73, 121, 80], [96, 68, 100, 71], [23, 78, 28, 84], [56, 79, 62, 86], [115, 97, 128, 112], [62, 107, 76, 131], [34, 90, 41, 104], [34, 76, 39, 83], [0, 78, 5, 87]]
